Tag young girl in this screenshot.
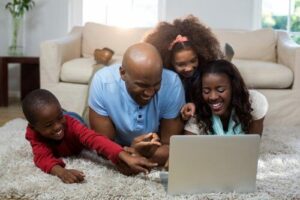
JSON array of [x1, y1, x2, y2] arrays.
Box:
[[143, 15, 224, 103], [184, 59, 268, 135]]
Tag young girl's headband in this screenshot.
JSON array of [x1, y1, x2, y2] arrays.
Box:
[[168, 35, 189, 50]]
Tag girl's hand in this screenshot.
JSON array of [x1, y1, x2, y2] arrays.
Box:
[[117, 151, 158, 175], [181, 103, 196, 121], [51, 165, 85, 184]]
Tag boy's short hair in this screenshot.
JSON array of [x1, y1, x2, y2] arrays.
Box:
[[22, 89, 60, 125]]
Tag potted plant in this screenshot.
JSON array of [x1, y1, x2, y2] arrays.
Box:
[[5, 0, 35, 55]]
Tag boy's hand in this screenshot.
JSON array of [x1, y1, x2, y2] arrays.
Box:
[[181, 103, 196, 121], [123, 146, 140, 156], [51, 165, 85, 184], [131, 133, 161, 157], [117, 151, 158, 175]]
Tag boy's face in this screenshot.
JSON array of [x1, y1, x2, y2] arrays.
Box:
[[32, 103, 66, 140]]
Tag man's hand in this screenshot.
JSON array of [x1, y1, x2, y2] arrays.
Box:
[[180, 103, 196, 121], [117, 151, 158, 175], [164, 159, 169, 171], [51, 165, 85, 184], [131, 133, 161, 157]]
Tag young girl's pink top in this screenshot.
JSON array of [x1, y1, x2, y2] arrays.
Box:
[[25, 115, 123, 173]]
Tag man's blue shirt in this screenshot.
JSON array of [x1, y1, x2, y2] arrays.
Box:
[[89, 64, 185, 146]]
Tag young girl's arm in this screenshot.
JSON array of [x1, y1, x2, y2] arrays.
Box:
[[181, 103, 196, 121], [248, 90, 268, 135], [248, 117, 264, 135]]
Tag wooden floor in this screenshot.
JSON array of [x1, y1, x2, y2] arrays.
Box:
[[0, 96, 25, 126]]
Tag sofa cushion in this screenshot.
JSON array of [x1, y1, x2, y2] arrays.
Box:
[[60, 58, 96, 84], [82, 22, 151, 57], [213, 29, 277, 62], [232, 59, 293, 89], [60, 56, 123, 84]]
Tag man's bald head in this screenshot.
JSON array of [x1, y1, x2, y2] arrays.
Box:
[[120, 43, 163, 106], [122, 42, 162, 74]]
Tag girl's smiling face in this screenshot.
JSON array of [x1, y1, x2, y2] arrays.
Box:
[[202, 73, 232, 118], [173, 49, 199, 78]]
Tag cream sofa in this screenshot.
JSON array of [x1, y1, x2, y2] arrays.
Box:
[[40, 22, 151, 117], [40, 23, 300, 126], [212, 29, 300, 126]]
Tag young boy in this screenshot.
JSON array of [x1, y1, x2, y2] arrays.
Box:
[[22, 89, 157, 184]]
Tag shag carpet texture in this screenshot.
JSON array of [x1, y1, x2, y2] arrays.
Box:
[[0, 118, 299, 199]]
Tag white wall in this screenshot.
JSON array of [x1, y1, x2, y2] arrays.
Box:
[[24, 0, 69, 55], [164, 0, 257, 30], [0, 0, 69, 96]]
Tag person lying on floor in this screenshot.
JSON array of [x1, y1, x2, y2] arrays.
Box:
[[182, 59, 268, 135], [22, 89, 157, 184], [88, 43, 185, 167]]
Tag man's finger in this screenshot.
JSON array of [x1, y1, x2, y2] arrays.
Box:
[[149, 140, 161, 146], [135, 141, 161, 148], [139, 158, 158, 168], [143, 133, 156, 141], [150, 133, 160, 140], [164, 159, 169, 170]]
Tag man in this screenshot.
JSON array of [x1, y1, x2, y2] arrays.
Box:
[[88, 43, 185, 168]]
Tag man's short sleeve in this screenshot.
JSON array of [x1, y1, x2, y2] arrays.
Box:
[[88, 70, 108, 116], [160, 71, 186, 119]]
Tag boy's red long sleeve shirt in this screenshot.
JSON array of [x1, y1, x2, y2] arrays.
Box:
[[25, 115, 123, 173]]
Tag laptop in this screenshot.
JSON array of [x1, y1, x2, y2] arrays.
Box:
[[167, 134, 260, 194]]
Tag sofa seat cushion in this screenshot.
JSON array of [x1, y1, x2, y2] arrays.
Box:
[[60, 56, 124, 84], [232, 59, 293, 89], [60, 58, 96, 84]]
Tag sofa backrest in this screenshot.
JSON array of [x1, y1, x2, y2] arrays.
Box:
[[212, 28, 277, 62], [82, 22, 152, 57]]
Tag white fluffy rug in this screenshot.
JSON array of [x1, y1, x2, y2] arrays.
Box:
[[0, 118, 300, 200]]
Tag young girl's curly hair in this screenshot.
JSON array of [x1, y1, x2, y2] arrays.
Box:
[[194, 60, 253, 134], [143, 15, 224, 70]]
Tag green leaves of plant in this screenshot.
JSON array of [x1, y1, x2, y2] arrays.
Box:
[[5, 0, 35, 17]]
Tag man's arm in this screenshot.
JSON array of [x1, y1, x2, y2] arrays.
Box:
[[89, 107, 116, 140], [149, 116, 184, 165]]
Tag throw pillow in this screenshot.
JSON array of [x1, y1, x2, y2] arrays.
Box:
[[94, 47, 114, 65], [224, 43, 234, 61]]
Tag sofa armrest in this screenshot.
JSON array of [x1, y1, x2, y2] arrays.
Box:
[[277, 30, 300, 89], [40, 26, 83, 88]]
